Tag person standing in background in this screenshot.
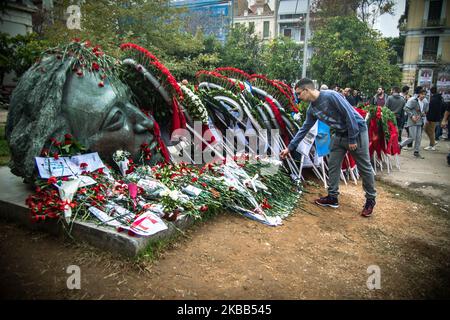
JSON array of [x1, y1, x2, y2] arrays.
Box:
[[344, 87, 356, 106], [353, 89, 362, 106], [424, 87, 444, 151], [386, 86, 406, 142], [371, 87, 388, 106], [400, 89, 429, 158]]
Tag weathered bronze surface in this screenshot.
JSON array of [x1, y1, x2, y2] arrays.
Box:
[[6, 55, 159, 181]]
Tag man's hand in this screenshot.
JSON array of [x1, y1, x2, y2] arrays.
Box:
[[349, 143, 357, 151], [280, 148, 290, 159]]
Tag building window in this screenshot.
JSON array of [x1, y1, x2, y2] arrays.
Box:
[[280, 14, 302, 20], [263, 21, 270, 38], [283, 28, 292, 38], [427, 0, 443, 26], [422, 36, 439, 60], [300, 28, 305, 41], [249, 21, 255, 32]]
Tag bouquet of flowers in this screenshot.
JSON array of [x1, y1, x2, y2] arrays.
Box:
[[179, 84, 209, 123]]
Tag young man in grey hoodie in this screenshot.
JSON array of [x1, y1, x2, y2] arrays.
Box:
[[400, 89, 429, 158], [386, 86, 406, 141], [280, 78, 376, 217]]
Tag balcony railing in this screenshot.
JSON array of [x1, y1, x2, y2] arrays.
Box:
[[422, 18, 446, 28], [418, 53, 441, 63]]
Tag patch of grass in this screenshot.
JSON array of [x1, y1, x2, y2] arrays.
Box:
[[0, 124, 11, 166], [135, 218, 203, 263]]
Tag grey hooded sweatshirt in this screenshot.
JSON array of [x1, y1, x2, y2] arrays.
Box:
[[386, 93, 406, 117]]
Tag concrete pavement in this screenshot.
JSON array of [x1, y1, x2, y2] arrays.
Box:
[[378, 133, 450, 205]]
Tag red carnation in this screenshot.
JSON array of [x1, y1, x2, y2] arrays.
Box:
[[200, 205, 208, 212], [79, 162, 88, 169], [98, 81, 104, 87], [47, 176, 57, 185], [92, 62, 100, 71], [53, 152, 59, 160]]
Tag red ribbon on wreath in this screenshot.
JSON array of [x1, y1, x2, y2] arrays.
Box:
[[171, 97, 186, 133], [264, 96, 289, 146], [152, 119, 170, 163], [368, 106, 385, 158], [201, 123, 217, 151], [341, 152, 356, 170], [385, 121, 401, 155]]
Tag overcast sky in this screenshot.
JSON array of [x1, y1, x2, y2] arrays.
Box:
[[373, 0, 406, 38]]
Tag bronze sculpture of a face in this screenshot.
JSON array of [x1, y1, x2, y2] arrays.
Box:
[[6, 49, 160, 182], [62, 71, 155, 162]]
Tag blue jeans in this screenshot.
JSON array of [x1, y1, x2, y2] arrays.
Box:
[[327, 129, 377, 200]]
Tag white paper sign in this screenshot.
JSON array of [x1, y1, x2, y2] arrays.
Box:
[[89, 206, 124, 227], [181, 185, 203, 197], [119, 211, 168, 237], [35, 152, 105, 179], [70, 153, 105, 173], [104, 202, 134, 224]]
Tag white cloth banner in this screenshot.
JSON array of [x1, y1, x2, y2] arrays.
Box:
[[302, 153, 323, 168], [296, 120, 318, 156]]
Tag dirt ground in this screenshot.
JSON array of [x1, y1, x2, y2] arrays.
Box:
[[1, 181, 449, 300]]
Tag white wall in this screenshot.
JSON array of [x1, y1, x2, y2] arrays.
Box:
[[234, 16, 277, 40]]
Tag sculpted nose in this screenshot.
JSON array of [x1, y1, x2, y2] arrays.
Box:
[[134, 115, 153, 134], [128, 104, 154, 134]]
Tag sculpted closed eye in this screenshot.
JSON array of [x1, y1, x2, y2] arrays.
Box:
[[102, 108, 124, 131]]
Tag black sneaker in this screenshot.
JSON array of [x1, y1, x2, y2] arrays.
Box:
[[413, 152, 424, 159], [361, 199, 376, 217], [315, 195, 339, 208]]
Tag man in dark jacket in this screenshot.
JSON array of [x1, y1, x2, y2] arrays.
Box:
[[344, 87, 356, 106], [371, 87, 388, 106], [386, 86, 406, 141], [424, 87, 444, 150]]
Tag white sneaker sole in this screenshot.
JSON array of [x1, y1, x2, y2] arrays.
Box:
[[315, 201, 339, 208]]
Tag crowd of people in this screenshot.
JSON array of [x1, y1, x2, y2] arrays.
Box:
[[317, 83, 450, 164]]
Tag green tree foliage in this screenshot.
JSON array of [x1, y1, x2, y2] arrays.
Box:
[[0, 32, 49, 83], [385, 35, 405, 65], [312, 0, 395, 26], [25, 0, 221, 81], [261, 37, 302, 83], [309, 15, 401, 95], [218, 24, 262, 74]]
